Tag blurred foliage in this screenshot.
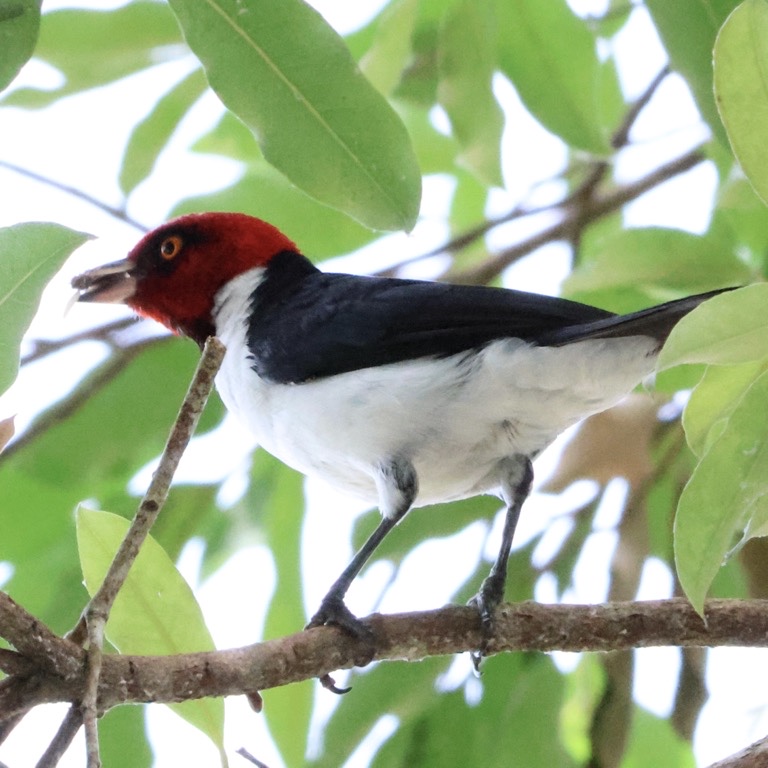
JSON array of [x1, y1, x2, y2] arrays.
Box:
[[1, 0, 768, 766]]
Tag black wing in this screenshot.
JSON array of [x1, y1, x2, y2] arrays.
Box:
[[246, 251, 726, 384]]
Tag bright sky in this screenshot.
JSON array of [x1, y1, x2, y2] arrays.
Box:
[[1, 1, 764, 767]]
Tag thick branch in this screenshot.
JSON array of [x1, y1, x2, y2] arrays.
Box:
[[3, 598, 768, 718], [709, 733, 768, 768], [0, 592, 82, 680]]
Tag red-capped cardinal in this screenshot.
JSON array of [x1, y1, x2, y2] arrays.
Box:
[[72, 212, 725, 648]]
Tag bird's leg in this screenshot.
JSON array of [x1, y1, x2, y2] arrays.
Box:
[[306, 515, 398, 638], [469, 455, 534, 668], [307, 456, 418, 640]]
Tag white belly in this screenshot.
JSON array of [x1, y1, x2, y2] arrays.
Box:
[[214, 300, 657, 508]]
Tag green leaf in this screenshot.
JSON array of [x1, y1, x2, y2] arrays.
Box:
[[495, 0, 609, 154], [675, 368, 768, 612], [647, 0, 741, 147], [151, 483, 222, 563], [560, 656, 604, 763], [0, 0, 40, 93], [1, 464, 90, 634], [714, 0, 768, 205], [622, 709, 695, 768], [167, 0, 422, 231], [437, 0, 504, 186], [76, 507, 225, 760], [594, 47, 625, 139], [172, 163, 377, 260], [353, 495, 501, 567], [0, 222, 91, 397], [120, 68, 208, 195], [11, 339, 222, 491], [3, 3, 182, 107], [1, 340, 223, 634], [715, 171, 768, 257], [399, 102, 459, 175], [191, 109, 261, 164], [359, 0, 419, 95], [683, 360, 768, 457], [373, 655, 570, 768], [658, 285, 768, 369], [99, 705, 153, 768], [311, 658, 450, 768], [393, 13, 440, 107], [564, 227, 749, 310]]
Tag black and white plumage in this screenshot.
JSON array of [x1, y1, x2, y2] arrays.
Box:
[[72, 212, 728, 647]]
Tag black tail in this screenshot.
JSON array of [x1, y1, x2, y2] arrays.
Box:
[[538, 287, 735, 348]]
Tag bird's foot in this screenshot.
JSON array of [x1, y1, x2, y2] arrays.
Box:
[[467, 573, 505, 673], [306, 595, 375, 695], [306, 594, 375, 642]]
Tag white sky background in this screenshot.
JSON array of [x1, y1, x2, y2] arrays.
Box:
[[0, 1, 765, 766]]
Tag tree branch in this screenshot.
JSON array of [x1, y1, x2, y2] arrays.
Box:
[[69, 336, 225, 767], [3, 597, 768, 719], [36, 706, 83, 768], [1, 337, 159, 463], [19, 318, 141, 366], [0, 591, 82, 680], [380, 65, 671, 279], [708, 733, 768, 768], [0, 160, 147, 233], [452, 146, 705, 284]]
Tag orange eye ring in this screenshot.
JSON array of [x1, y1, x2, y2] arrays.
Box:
[[159, 235, 183, 260]]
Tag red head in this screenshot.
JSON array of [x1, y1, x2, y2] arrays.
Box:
[[73, 213, 298, 344]]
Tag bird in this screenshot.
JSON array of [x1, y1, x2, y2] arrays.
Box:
[[71, 211, 727, 653]]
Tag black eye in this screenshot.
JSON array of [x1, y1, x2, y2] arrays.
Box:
[[159, 235, 183, 260]]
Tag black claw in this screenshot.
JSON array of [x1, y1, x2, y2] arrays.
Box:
[[471, 574, 504, 624], [306, 595, 374, 642], [319, 673, 352, 695], [468, 574, 504, 670], [308, 598, 375, 694]]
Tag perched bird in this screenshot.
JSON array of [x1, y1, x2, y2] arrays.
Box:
[[72, 212, 725, 649]]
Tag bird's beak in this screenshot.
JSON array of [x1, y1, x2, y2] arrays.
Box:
[[71, 258, 137, 304]]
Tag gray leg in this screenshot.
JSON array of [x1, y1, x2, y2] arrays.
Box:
[[470, 455, 534, 667], [307, 456, 418, 638]]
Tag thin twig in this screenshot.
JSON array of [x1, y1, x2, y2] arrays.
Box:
[[83, 621, 104, 768], [1, 337, 160, 463], [20, 317, 142, 365], [36, 706, 83, 768], [566, 64, 671, 237], [383, 197, 555, 273], [236, 748, 271, 768], [381, 65, 671, 277], [70, 337, 225, 765], [0, 160, 148, 233], [612, 65, 670, 150], [75, 335, 226, 634], [453, 146, 705, 284]]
